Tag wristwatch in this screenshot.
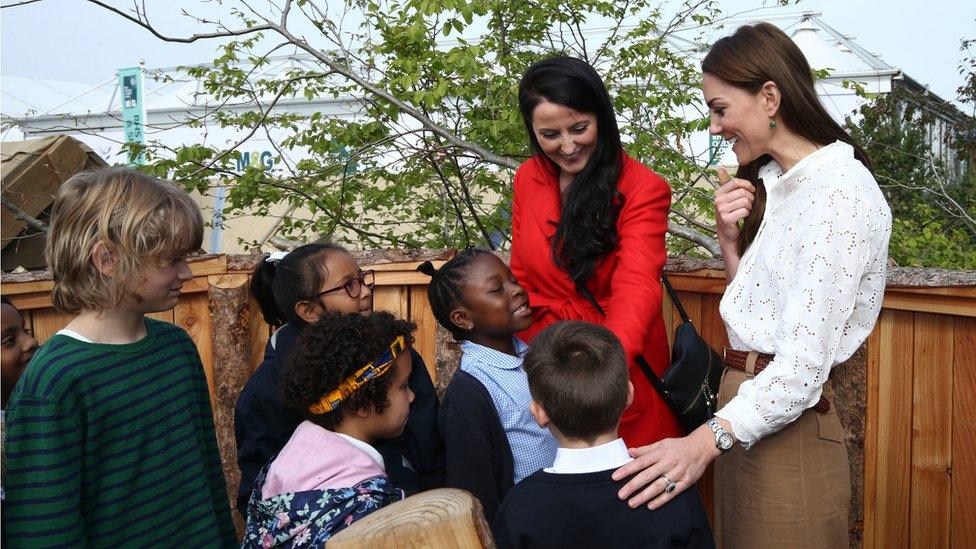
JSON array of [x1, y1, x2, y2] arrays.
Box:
[[707, 418, 735, 453]]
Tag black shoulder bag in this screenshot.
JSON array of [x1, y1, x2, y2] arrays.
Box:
[[580, 274, 724, 434]]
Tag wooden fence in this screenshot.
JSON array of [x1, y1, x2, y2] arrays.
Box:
[[3, 253, 974, 547]]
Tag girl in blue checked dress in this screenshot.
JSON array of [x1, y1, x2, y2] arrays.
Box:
[[418, 250, 559, 522]]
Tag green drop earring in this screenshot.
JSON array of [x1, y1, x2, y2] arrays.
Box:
[[769, 117, 777, 129]]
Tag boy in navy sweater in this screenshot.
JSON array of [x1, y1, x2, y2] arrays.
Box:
[[492, 321, 714, 549]]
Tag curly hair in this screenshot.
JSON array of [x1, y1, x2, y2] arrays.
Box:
[[518, 56, 624, 297], [282, 311, 416, 430]]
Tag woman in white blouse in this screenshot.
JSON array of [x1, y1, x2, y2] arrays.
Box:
[[613, 22, 891, 547]]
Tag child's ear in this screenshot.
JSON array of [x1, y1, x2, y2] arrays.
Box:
[[529, 400, 550, 429], [293, 299, 323, 325], [449, 307, 473, 333], [352, 406, 372, 419], [90, 241, 117, 277], [626, 380, 634, 407]]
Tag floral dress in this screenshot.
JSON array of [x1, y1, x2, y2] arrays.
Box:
[[242, 463, 403, 547]]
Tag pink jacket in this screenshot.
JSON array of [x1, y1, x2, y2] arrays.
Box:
[[261, 421, 386, 499]]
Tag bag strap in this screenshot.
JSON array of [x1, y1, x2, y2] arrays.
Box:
[[636, 355, 670, 397], [578, 285, 606, 318], [662, 273, 690, 324]]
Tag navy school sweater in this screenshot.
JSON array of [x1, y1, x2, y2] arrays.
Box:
[[439, 369, 515, 523], [493, 468, 715, 549]]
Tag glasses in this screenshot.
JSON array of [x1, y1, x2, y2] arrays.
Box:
[[314, 270, 376, 299]]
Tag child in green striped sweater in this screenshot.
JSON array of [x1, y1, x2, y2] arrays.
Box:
[[4, 168, 236, 548]]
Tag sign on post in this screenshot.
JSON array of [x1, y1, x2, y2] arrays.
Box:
[[117, 67, 146, 165], [708, 134, 727, 165]]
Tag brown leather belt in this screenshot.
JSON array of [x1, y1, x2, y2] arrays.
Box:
[[723, 348, 830, 414]]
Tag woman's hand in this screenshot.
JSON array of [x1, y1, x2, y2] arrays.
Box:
[[612, 424, 720, 510], [713, 167, 756, 244]]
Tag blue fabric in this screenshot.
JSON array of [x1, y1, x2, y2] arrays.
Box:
[[459, 339, 558, 483], [241, 463, 403, 548]]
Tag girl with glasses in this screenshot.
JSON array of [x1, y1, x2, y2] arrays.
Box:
[[234, 243, 444, 518]]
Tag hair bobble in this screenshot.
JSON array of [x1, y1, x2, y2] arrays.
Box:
[[416, 260, 438, 278], [266, 250, 289, 264]]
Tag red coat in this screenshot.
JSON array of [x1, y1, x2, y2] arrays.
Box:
[[510, 154, 682, 447]]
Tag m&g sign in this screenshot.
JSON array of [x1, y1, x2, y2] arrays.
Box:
[[237, 151, 275, 171]]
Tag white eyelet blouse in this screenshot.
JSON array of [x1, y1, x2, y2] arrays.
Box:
[[715, 141, 892, 449]]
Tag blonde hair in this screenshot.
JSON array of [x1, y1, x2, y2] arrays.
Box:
[[45, 167, 204, 314]]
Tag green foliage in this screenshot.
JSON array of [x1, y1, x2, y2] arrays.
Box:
[[131, 0, 732, 252], [846, 85, 976, 269], [889, 204, 976, 269]]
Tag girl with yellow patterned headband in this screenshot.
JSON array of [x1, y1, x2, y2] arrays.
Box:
[[241, 311, 417, 546]]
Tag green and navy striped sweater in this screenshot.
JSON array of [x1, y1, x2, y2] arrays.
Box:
[[4, 318, 236, 547]]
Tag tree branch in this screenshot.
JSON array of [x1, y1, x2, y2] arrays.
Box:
[[0, 0, 44, 9], [1, 195, 48, 232], [668, 220, 720, 256], [84, 0, 275, 43]]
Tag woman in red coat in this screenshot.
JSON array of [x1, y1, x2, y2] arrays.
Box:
[[511, 56, 682, 447]]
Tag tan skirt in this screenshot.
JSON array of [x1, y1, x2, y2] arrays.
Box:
[[713, 367, 851, 549]]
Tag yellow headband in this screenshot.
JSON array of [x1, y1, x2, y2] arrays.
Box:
[[308, 335, 407, 415]]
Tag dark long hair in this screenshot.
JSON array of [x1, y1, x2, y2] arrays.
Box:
[[518, 56, 624, 296], [702, 22, 872, 255]]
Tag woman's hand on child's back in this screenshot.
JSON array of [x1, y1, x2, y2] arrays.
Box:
[[612, 424, 718, 510]]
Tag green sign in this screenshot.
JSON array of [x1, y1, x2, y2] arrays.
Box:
[[117, 67, 146, 165], [708, 134, 727, 165]]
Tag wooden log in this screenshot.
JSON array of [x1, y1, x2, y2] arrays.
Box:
[[207, 273, 255, 539], [863, 326, 881, 549], [830, 344, 867, 548], [409, 285, 438, 384], [434, 324, 462, 399], [146, 309, 175, 323], [328, 488, 495, 548], [175, 292, 214, 409], [247, 295, 271, 376]]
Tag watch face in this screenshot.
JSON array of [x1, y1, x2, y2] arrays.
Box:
[[718, 432, 734, 450]]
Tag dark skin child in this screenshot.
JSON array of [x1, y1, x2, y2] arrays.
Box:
[[448, 254, 533, 357]]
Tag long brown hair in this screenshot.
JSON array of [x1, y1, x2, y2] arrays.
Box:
[[702, 22, 872, 255]]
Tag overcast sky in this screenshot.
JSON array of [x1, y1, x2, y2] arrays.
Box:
[[1, 0, 973, 106]]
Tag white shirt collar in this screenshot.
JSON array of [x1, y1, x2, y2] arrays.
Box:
[[334, 432, 385, 469], [544, 438, 633, 474], [759, 140, 851, 193]]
